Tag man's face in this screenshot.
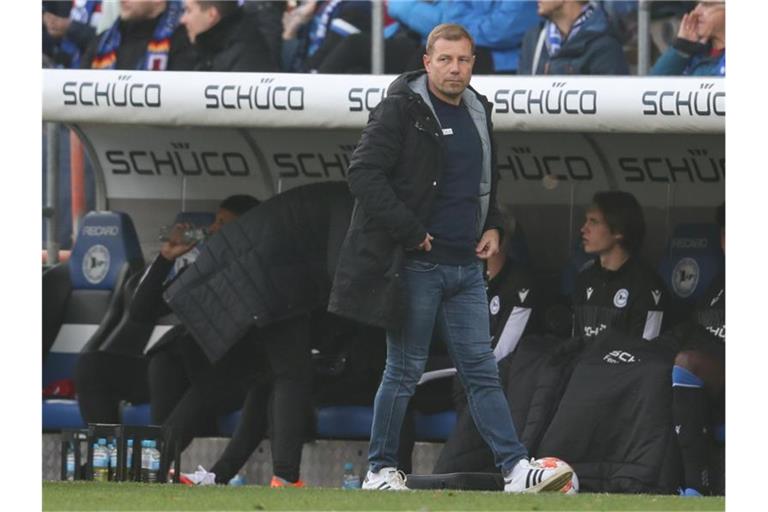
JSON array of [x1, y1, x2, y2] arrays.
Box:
[[693, 2, 725, 40], [181, 0, 217, 43], [537, 0, 565, 18], [120, 0, 164, 21], [581, 208, 621, 255], [209, 208, 238, 235], [423, 37, 474, 102]]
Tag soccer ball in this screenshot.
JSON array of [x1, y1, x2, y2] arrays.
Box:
[[536, 457, 579, 495]]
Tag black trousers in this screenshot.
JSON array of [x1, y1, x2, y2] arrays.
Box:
[[73, 327, 211, 425], [161, 316, 314, 483]]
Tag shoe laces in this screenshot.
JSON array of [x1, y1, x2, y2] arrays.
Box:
[[389, 469, 407, 487]]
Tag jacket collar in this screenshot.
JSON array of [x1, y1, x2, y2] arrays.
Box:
[[387, 69, 487, 118]]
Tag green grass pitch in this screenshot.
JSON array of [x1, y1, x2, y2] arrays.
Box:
[[43, 482, 725, 511]]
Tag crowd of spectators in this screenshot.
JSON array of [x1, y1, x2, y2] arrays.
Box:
[[42, 0, 725, 76]]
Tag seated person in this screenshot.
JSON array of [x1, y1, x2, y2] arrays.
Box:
[[518, 0, 629, 75], [43, 1, 102, 69], [669, 203, 725, 497], [573, 190, 667, 343], [180, 0, 277, 71], [651, 1, 725, 76], [433, 191, 670, 483], [74, 195, 260, 425], [81, 0, 196, 70]]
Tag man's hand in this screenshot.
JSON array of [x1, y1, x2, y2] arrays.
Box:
[[417, 233, 434, 252], [475, 229, 500, 260], [676, 12, 700, 43], [43, 12, 71, 39], [160, 223, 198, 260]]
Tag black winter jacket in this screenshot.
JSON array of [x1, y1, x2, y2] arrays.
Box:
[[328, 70, 504, 329], [192, 8, 277, 72], [536, 330, 680, 493], [164, 182, 354, 363]]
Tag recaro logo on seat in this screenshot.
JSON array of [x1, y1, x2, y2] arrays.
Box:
[[83, 225, 120, 237], [603, 350, 639, 364]]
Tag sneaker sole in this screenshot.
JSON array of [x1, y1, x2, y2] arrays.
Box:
[[524, 468, 573, 494]]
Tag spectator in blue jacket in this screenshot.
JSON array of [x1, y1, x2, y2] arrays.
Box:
[[314, 1, 539, 74], [387, 0, 539, 74], [650, 1, 725, 76], [518, 0, 628, 75]]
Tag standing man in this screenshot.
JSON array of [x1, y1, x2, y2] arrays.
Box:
[[329, 23, 571, 493]]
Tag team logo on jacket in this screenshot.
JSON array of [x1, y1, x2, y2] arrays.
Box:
[[672, 257, 700, 298], [82, 244, 110, 284], [490, 295, 500, 315], [613, 288, 629, 308], [603, 350, 638, 364], [651, 289, 662, 306], [518, 288, 530, 303], [586, 287, 594, 300]]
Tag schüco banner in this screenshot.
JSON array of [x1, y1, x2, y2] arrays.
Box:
[[43, 70, 724, 134]]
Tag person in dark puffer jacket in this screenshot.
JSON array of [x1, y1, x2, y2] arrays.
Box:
[[180, 0, 277, 71], [518, 0, 628, 75]]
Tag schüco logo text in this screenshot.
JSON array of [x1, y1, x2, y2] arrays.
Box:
[[63, 75, 161, 107], [204, 78, 304, 110], [642, 83, 724, 117], [83, 226, 119, 237], [494, 82, 597, 115]]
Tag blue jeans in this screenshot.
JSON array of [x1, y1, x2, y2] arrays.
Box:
[[368, 258, 528, 474]]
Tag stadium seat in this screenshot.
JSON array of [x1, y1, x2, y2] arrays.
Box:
[[413, 410, 457, 442], [658, 223, 723, 320], [315, 406, 374, 439], [43, 211, 144, 430]]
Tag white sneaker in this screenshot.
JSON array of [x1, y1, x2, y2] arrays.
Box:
[[361, 467, 408, 491], [180, 465, 216, 486], [504, 458, 573, 493]]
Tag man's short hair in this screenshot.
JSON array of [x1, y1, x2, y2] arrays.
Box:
[[590, 191, 646, 255], [426, 23, 475, 55], [219, 194, 260, 216], [197, 1, 239, 19]]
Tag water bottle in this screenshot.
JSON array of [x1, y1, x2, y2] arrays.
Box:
[[92, 438, 109, 482], [158, 225, 208, 245], [65, 441, 75, 481], [141, 440, 160, 483], [341, 462, 361, 489], [149, 441, 161, 482], [125, 440, 134, 481], [108, 441, 117, 481], [228, 474, 246, 486]]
